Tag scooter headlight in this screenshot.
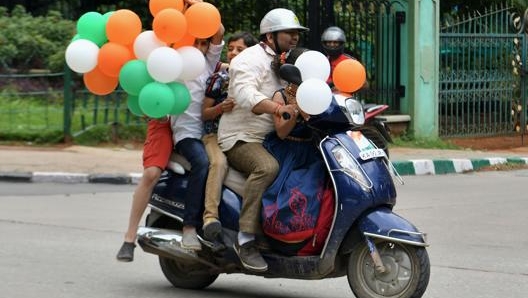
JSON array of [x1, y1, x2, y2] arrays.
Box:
[[331, 145, 372, 189], [345, 98, 365, 126]]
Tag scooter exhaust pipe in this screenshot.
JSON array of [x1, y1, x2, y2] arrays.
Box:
[[137, 227, 221, 270]]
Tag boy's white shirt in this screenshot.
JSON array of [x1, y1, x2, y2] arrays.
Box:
[[170, 41, 225, 144]]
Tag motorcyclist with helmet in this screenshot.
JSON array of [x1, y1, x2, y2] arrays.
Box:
[[321, 26, 357, 90], [216, 8, 308, 272]]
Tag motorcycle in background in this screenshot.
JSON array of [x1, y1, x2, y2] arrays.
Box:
[[136, 65, 430, 298], [361, 102, 392, 157]]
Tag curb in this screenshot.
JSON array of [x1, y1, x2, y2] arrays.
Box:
[[0, 171, 143, 185], [392, 157, 528, 176], [1, 157, 527, 184]]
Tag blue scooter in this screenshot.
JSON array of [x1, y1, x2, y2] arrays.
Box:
[[137, 65, 430, 298]]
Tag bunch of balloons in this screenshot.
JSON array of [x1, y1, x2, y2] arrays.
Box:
[[292, 50, 367, 115], [64, 0, 221, 118]]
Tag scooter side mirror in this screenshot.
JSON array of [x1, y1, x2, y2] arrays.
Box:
[[279, 64, 303, 85]]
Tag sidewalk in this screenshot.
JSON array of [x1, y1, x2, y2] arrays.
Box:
[[1, 144, 528, 184]]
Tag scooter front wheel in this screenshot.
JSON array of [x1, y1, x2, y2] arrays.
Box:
[[159, 256, 218, 289], [347, 240, 430, 298]]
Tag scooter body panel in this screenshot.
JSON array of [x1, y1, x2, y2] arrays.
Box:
[[316, 132, 396, 260], [358, 207, 428, 246]]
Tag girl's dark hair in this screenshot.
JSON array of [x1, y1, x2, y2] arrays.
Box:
[[285, 47, 309, 64], [228, 31, 258, 47], [271, 47, 309, 78]]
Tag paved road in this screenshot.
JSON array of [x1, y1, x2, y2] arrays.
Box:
[[1, 170, 527, 298], [395, 170, 528, 298]]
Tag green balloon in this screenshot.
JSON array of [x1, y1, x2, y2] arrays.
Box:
[[76, 11, 107, 46], [167, 82, 191, 115], [138, 82, 176, 118], [102, 11, 114, 22], [127, 94, 144, 116], [71, 34, 81, 42], [119, 60, 154, 96]]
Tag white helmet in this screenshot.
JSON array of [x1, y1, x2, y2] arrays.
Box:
[[259, 8, 309, 35]]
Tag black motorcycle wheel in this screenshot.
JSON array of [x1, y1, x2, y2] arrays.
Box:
[[347, 240, 430, 298], [159, 256, 218, 289]]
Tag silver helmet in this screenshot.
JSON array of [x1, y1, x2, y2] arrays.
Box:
[[321, 26, 346, 58]]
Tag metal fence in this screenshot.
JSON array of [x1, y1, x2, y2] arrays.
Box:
[[0, 73, 66, 136], [0, 71, 144, 141], [328, 0, 406, 111], [439, 3, 528, 137], [62, 68, 145, 139]]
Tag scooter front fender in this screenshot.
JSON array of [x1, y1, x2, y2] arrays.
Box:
[[358, 207, 428, 247]]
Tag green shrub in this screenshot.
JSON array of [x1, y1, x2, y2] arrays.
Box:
[[0, 5, 75, 72]]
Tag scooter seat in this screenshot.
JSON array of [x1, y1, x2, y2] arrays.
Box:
[[168, 152, 246, 196]]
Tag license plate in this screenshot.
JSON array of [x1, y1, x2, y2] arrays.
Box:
[[359, 148, 386, 160]]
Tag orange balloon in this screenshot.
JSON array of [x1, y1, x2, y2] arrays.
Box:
[[332, 59, 367, 93], [171, 30, 195, 48], [127, 43, 138, 59], [153, 8, 187, 44], [106, 9, 142, 45], [184, 2, 221, 39], [149, 0, 184, 16], [97, 42, 134, 78], [84, 67, 119, 95]]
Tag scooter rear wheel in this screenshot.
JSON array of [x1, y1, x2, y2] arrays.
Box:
[[347, 240, 430, 298], [159, 256, 218, 289]]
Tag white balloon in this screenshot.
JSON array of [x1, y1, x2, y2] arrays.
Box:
[[65, 39, 99, 73], [177, 46, 206, 80], [296, 78, 333, 115], [147, 47, 183, 83], [133, 30, 166, 61], [294, 50, 331, 81]]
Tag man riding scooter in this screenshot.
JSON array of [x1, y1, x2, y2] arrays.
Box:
[[216, 8, 308, 272]]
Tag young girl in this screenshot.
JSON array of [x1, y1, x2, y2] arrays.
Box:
[[261, 47, 330, 255]]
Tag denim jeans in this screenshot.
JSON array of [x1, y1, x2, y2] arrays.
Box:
[[175, 138, 209, 228]]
